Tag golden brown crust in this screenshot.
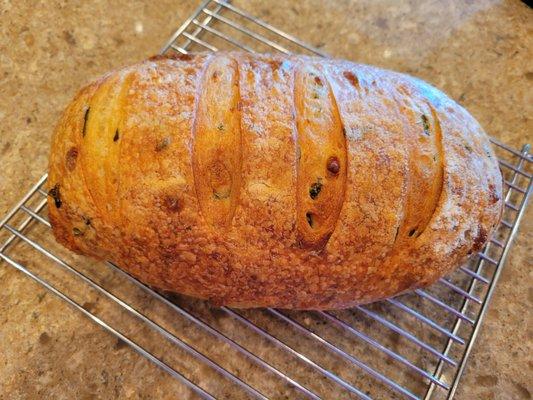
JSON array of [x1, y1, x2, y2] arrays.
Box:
[[192, 55, 242, 227], [294, 63, 347, 249], [47, 52, 503, 309]]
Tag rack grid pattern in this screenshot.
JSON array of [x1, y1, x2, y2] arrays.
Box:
[[1, 1, 531, 399]]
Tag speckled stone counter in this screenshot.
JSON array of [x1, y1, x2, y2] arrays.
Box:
[[0, 1, 531, 399]]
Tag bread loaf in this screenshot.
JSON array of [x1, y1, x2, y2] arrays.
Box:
[[47, 52, 503, 309]]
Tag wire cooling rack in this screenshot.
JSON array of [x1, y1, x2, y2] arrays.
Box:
[[1, 1, 532, 399]]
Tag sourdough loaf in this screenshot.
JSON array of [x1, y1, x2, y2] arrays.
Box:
[[47, 52, 503, 309]]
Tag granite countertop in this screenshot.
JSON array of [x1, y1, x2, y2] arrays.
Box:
[[0, 1, 531, 399]]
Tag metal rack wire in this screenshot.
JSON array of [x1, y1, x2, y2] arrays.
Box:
[[1, 1, 531, 398]]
